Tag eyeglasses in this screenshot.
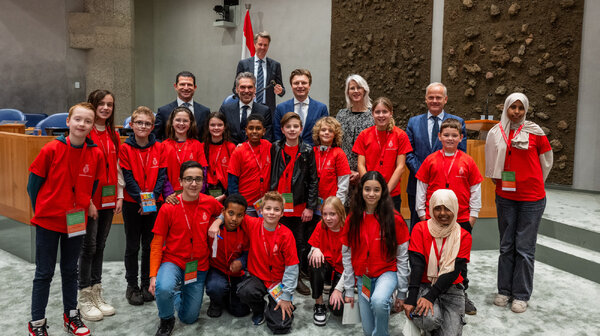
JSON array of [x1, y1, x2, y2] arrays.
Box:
[[133, 120, 153, 128], [181, 176, 203, 184]]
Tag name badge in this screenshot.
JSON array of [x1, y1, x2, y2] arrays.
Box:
[[208, 187, 223, 197], [101, 185, 117, 207], [501, 171, 516, 192], [140, 192, 157, 213], [184, 260, 198, 284], [268, 282, 284, 302], [361, 275, 372, 302], [314, 197, 324, 216], [282, 193, 294, 213], [66, 208, 86, 238]]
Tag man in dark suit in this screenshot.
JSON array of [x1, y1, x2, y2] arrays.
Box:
[[406, 82, 467, 229], [233, 31, 285, 115], [273, 69, 328, 146], [219, 72, 271, 144], [154, 71, 211, 140]]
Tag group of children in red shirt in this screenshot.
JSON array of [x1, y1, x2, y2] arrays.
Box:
[[27, 94, 482, 336]]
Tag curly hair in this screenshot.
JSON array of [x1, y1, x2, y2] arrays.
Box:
[[312, 116, 343, 147]]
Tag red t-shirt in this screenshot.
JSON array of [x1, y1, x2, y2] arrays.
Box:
[[29, 138, 105, 233], [205, 141, 236, 190], [313, 146, 351, 200], [495, 132, 552, 201], [152, 194, 223, 271], [308, 222, 344, 274], [416, 150, 483, 222], [277, 144, 305, 216], [88, 127, 121, 210], [408, 220, 472, 284], [341, 212, 410, 277], [243, 216, 299, 288], [352, 126, 413, 196], [162, 138, 205, 192], [119, 140, 167, 203], [208, 226, 249, 277], [228, 140, 272, 205]]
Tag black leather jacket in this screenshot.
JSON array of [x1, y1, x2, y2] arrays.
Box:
[[269, 139, 319, 210]]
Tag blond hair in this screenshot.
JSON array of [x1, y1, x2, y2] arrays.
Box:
[[131, 106, 155, 123], [320, 196, 346, 229], [312, 116, 343, 147]]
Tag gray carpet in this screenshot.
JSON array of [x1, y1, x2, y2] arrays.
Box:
[[2, 249, 598, 336]]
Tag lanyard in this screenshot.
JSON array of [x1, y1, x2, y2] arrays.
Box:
[[318, 146, 331, 173], [92, 127, 113, 184], [375, 129, 390, 166], [260, 222, 280, 281], [246, 142, 265, 187], [431, 237, 447, 269], [223, 227, 243, 266], [66, 137, 88, 207], [174, 139, 190, 164], [498, 124, 524, 153], [137, 149, 151, 192], [179, 195, 199, 259], [281, 147, 300, 193], [439, 150, 458, 188], [362, 212, 378, 274]]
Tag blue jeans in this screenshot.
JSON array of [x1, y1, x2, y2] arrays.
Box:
[[356, 271, 398, 336], [205, 267, 250, 317], [31, 225, 83, 320], [496, 195, 546, 301], [79, 209, 114, 288], [155, 262, 207, 324]]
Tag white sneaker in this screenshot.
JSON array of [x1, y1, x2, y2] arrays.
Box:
[[511, 299, 528, 313], [78, 287, 103, 321], [92, 283, 115, 316], [493, 293, 510, 307]]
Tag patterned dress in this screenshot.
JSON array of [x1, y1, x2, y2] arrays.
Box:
[[336, 108, 373, 171]]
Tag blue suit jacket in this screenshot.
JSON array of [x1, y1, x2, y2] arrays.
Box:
[[273, 97, 329, 146], [234, 57, 285, 114], [218, 100, 272, 144], [154, 100, 210, 140], [405, 111, 467, 195]]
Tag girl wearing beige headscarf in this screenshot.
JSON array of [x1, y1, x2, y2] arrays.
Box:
[[485, 92, 553, 314], [403, 189, 472, 335]]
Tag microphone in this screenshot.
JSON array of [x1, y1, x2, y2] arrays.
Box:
[[255, 80, 277, 95]]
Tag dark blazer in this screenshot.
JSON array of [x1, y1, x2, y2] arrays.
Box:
[[234, 56, 285, 114], [219, 100, 272, 144], [153, 100, 210, 140], [405, 111, 467, 195], [273, 97, 329, 146]]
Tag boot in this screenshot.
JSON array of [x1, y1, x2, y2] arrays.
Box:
[[92, 283, 115, 316], [78, 287, 103, 321]]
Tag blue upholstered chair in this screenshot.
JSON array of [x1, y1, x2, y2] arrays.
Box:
[[222, 94, 238, 106], [24, 113, 49, 127], [35, 113, 68, 135], [0, 109, 26, 123]]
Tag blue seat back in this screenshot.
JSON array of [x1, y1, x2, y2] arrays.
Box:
[[0, 109, 26, 122], [123, 116, 132, 128], [36, 113, 69, 135], [24, 113, 49, 127], [222, 94, 238, 106]]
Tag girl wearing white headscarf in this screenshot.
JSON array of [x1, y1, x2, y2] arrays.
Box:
[[485, 92, 553, 313], [403, 189, 472, 335]]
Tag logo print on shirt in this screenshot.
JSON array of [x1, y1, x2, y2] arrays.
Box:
[[222, 157, 227, 164], [83, 164, 89, 174], [152, 158, 158, 166], [189, 153, 193, 160], [273, 244, 279, 253], [388, 140, 393, 147], [459, 167, 465, 175], [202, 212, 208, 221]]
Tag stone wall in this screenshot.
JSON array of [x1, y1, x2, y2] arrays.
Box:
[[329, 0, 433, 127], [442, 0, 583, 185]]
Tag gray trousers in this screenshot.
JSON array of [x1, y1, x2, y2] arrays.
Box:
[[411, 284, 465, 336]]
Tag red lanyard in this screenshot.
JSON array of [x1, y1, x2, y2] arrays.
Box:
[[439, 150, 458, 188], [179, 195, 200, 259], [224, 228, 243, 266], [498, 124, 524, 153], [375, 129, 390, 166], [260, 222, 280, 281], [318, 146, 331, 173], [431, 237, 447, 269], [66, 137, 88, 207], [92, 127, 113, 184], [362, 212, 379, 273], [281, 147, 300, 193], [246, 142, 263, 170], [174, 139, 190, 164], [137, 149, 152, 191]]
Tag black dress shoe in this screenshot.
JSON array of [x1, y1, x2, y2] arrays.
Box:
[[296, 278, 311, 296]]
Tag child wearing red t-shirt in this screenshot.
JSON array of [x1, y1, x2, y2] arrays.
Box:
[[148, 160, 223, 335], [162, 106, 206, 193], [27, 103, 105, 336], [270, 112, 319, 296], [341, 171, 410, 336], [415, 118, 482, 314], [308, 196, 346, 326], [353, 97, 413, 211], [119, 106, 168, 306], [404, 189, 472, 335], [312, 117, 351, 205], [205, 194, 250, 318], [77, 90, 122, 322], [202, 112, 236, 203], [210, 191, 299, 334], [228, 114, 272, 217]]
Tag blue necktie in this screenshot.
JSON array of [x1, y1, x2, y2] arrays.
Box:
[[182, 102, 191, 108], [431, 115, 439, 148], [256, 59, 264, 104], [241, 105, 249, 139]]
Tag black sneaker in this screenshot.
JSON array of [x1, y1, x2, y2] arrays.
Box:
[[313, 304, 328, 326], [126, 285, 144, 306], [465, 292, 477, 315], [207, 301, 222, 318], [252, 312, 265, 325], [296, 279, 311, 296], [28, 318, 49, 336], [142, 286, 155, 302], [155, 317, 175, 336], [63, 310, 91, 335]]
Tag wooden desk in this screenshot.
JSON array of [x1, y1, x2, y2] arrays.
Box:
[[0, 124, 26, 134]]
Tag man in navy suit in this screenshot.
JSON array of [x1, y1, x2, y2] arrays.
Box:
[[154, 71, 211, 140], [273, 69, 328, 146], [233, 31, 285, 115], [219, 72, 272, 144], [406, 82, 467, 228]]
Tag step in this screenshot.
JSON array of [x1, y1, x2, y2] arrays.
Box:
[[539, 217, 600, 253], [536, 234, 600, 283]]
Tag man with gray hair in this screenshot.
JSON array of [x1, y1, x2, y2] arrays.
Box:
[[221, 72, 271, 144]]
